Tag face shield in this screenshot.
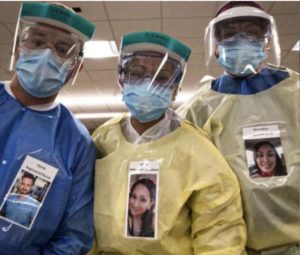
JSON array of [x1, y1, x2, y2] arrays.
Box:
[[118, 31, 191, 123], [119, 50, 186, 95], [10, 2, 95, 86], [205, 6, 281, 77]]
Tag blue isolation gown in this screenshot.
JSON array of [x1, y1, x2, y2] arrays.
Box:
[[0, 83, 95, 255]]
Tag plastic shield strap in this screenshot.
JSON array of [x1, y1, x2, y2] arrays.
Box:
[[204, 11, 281, 77], [9, 4, 22, 71]]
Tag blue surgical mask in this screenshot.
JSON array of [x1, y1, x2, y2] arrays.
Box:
[[16, 48, 69, 98], [217, 36, 266, 77], [122, 79, 173, 123]]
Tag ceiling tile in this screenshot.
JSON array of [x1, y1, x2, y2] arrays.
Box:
[[74, 69, 93, 83], [87, 70, 119, 94], [0, 24, 13, 44], [66, 1, 108, 21], [84, 57, 118, 71], [0, 44, 11, 62], [111, 20, 161, 39], [281, 51, 299, 65], [270, 1, 300, 14], [91, 21, 114, 40], [180, 38, 204, 54], [105, 2, 160, 20], [0, 2, 21, 23], [275, 14, 299, 35], [163, 2, 216, 18], [280, 35, 300, 51], [163, 18, 210, 38]]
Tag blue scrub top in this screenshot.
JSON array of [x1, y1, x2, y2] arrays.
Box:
[[0, 83, 95, 255], [1, 194, 40, 228], [212, 67, 289, 95]]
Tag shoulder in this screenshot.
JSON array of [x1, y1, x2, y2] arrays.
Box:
[[58, 104, 92, 141], [268, 64, 299, 79], [92, 114, 127, 156], [175, 119, 216, 151], [93, 113, 127, 139]]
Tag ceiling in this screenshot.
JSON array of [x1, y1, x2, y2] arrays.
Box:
[[0, 1, 299, 132]]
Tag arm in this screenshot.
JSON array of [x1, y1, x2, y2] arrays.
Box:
[[42, 139, 96, 255], [189, 143, 246, 255]]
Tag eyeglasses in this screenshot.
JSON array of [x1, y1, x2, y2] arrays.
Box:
[[19, 24, 82, 63], [121, 53, 183, 87]]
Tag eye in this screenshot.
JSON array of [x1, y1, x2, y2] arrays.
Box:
[[156, 70, 172, 84], [129, 66, 145, 80], [256, 153, 264, 158], [56, 44, 74, 58], [130, 193, 137, 199], [140, 198, 147, 203], [267, 152, 275, 157]]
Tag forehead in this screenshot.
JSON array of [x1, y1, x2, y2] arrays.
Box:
[[24, 23, 76, 45], [30, 22, 71, 35], [21, 177, 33, 184], [257, 144, 273, 151], [133, 184, 150, 194], [216, 16, 267, 28]]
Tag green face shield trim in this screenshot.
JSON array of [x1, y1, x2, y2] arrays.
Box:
[[20, 2, 96, 41], [122, 31, 191, 62]]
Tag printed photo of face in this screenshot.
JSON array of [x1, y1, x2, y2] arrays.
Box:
[[129, 183, 153, 217], [255, 144, 276, 174], [19, 176, 34, 195]]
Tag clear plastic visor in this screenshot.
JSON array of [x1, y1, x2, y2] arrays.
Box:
[[119, 51, 186, 93], [205, 16, 281, 76]]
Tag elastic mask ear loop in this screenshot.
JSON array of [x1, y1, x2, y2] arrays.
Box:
[[149, 52, 168, 93], [2, 223, 13, 232], [9, 4, 22, 71]]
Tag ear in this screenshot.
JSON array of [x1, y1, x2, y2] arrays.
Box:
[[214, 46, 219, 59]]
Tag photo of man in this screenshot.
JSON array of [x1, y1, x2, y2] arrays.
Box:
[[0, 171, 40, 228]]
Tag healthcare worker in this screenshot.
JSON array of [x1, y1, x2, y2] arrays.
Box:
[[90, 31, 246, 255], [177, 1, 299, 254], [0, 2, 96, 255]]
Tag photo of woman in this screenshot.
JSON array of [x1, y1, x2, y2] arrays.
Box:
[[127, 177, 156, 238], [253, 141, 287, 177]]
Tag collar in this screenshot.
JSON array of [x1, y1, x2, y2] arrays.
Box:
[[3, 81, 59, 111]]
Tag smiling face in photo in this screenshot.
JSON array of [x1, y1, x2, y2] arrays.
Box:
[[255, 144, 277, 174], [129, 183, 152, 217]]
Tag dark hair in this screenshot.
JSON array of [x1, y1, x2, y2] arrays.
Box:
[[253, 141, 286, 176], [129, 178, 156, 237], [21, 172, 36, 185]]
